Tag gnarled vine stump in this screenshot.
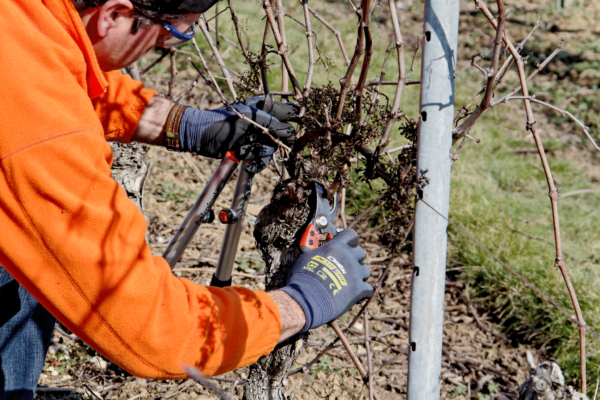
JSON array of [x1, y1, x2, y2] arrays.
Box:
[[243, 183, 313, 400]]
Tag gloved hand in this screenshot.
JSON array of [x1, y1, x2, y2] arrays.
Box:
[[245, 95, 299, 124], [281, 229, 373, 332], [178, 101, 295, 159]]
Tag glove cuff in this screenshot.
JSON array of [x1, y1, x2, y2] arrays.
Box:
[[179, 107, 204, 154], [280, 273, 336, 333], [163, 104, 190, 151]]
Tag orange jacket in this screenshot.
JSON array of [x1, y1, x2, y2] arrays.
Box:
[[0, 0, 281, 379]]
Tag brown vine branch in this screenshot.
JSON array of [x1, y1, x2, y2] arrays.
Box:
[[140, 48, 169, 75], [190, 37, 225, 98], [366, 79, 420, 87], [197, 16, 238, 100], [226, 0, 250, 60], [353, 0, 374, 121], [375, 0, 407, 153], [168, 48, 178, 99], [260, 19, 272, 94], [497, 96, 600, 152], [299, 0, 316, 118], [477, 0, 588, 390], [214, 4, 220, 50], [453, 22, 564, 144], [348, 144, 411, 163], [560, 189, 600, 198], [275, 0, 289, 95], [333, 0, 370, 122], [348, 199, 381, 230], [298, 1, 351, 66], [262, 0, 303, 99], [452, 0, 506, 142]]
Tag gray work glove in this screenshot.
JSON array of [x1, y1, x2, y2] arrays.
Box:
[[178, 100, 295, 159], [281, 229, 373, 332]]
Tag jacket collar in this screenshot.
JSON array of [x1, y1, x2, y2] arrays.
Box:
[[46, 0, 109, 99]]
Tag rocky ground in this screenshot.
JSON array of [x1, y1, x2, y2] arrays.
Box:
[[34, 0, 600, 398]]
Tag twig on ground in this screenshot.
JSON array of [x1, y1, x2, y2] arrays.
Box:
[[54, 323, 80, 341], [302, 369, 332, 398], [364, 311, 374, 400], [330, 321, 381, 400], [160, 380, 193, 400], [464, 282, 511, 343]]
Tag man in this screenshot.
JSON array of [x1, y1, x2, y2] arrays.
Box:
[[0, 0, 373, 398]]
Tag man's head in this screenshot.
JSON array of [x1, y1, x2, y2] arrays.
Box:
[[75, 0, 218, 71]]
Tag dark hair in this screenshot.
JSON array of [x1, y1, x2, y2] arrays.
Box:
[[72, 0, 184, 33]]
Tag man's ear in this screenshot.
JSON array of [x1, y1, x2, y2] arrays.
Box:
[[96, 0, 135, 38]]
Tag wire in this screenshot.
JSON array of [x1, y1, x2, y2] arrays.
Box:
[[417, 197, 600, 341]]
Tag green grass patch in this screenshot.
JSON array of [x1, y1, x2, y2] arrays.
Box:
[[448, 104, 600, 392]]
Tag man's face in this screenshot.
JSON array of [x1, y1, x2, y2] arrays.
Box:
[[83, 0, 200, 71], [103, 13, 199, 71]]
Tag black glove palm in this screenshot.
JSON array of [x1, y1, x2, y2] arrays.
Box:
[[245, 95, 299, 123], [281, 229, 373, 332], [179, 101, 294, 159]]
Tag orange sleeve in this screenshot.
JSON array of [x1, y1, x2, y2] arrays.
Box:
[[0, 131, 282, 380], [0, 0, 281, 379], [92, 70, 158, 143]]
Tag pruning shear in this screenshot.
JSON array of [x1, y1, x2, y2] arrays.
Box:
[[299, 182, 343, 253]]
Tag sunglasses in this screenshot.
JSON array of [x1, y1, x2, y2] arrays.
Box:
[[159, 22, 195, 47], [132, 6, 196, 48]]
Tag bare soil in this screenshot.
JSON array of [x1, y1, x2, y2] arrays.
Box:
[[36, 143, 542, 400]]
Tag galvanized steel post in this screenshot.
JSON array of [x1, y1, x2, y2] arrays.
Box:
[[407, 0, 459, 399]]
